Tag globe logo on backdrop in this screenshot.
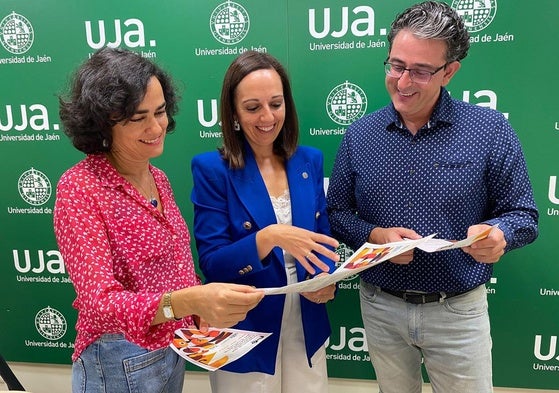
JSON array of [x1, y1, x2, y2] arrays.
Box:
[[0, 12, 34, 54], [335, 243, 358, 282], [35, 306, 67, 341], [210, 1, 250, 45], [18, 168, 52, 206], [452, 0, 497, 33], [326, 81, 367, 126]]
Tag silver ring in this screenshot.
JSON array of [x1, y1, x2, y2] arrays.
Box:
[[306, 251, 312, 259]]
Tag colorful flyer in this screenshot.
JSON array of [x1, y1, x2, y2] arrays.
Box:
[[170, 327, 271, 371]]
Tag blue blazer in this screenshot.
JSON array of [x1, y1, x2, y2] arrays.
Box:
[[191, 145, 335, 374]]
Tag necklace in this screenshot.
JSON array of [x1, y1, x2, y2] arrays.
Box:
[[127, 173, 158, 208], [145, 175, 158, 208], [147, 185, 158, 208]]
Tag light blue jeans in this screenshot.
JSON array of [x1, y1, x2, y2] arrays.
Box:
[[360, 282, 493, 393], [72, 333, 186, 393]]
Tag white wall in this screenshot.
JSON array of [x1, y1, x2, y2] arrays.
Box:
[[2, 362, 558, 393]]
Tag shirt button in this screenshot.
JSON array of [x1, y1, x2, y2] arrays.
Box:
[[302, 172, 309, 179]]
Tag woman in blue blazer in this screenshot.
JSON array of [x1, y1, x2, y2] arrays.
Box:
[[191, 51, 340, 393]]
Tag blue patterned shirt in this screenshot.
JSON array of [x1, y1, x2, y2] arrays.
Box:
[[327, 88, 538, 292]]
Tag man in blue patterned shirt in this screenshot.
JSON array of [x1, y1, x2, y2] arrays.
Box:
[[327, 2, 539, 392]]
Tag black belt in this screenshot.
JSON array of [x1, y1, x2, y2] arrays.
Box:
[[381, 288, 468, 304]]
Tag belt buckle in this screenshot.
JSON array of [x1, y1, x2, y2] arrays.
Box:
[[402, 292, 427, 304], [402, 292, 446, 304]]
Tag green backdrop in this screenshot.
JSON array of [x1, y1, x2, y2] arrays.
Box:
[[1, 1, 558, 389]]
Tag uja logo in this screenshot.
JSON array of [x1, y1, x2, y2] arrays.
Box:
[[13, 249, 65, 274], [210, 1, 250, 45], [549, 176, 559, 204], [451, 89, 509, 119], [452, 0, 497, 33], [85, 18, 156, 49], [18, 168, 52, 206], [35, 306, 67, 341], [534, 335, 559, 361], [0, 103, 58, 131], [0, 12, 34, 54], [198, 99, 219, 127], [309, 6, 376, 39], [326, 81, 367, 126], [326, 326, 367, 351]]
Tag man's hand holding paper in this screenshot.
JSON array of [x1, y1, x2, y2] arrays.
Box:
[[462, 224, 505, 264]]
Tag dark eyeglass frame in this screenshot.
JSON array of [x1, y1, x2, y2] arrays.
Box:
[[384, 61, 447, 84]]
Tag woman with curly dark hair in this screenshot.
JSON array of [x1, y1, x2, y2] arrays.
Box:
[[54, 47, 263, 393]]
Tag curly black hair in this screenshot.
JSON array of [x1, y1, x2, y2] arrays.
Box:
[[58, 47, 179, 154]]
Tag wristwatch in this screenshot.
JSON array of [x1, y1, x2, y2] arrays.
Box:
[[162, 291, 181, 321]]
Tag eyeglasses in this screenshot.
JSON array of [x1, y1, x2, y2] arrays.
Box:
[[384, 61, 447, 84]]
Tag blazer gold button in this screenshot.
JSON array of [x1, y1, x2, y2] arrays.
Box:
[[247, 265, 253, 272], [302, 172, 308, 179], [238, 269, 245, 275], [243, 221, 252, 230]]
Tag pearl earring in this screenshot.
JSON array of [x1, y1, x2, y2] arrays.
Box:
[[102, 139, 109, 148]]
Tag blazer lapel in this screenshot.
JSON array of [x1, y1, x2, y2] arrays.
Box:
[[229, 149, 278, 231]]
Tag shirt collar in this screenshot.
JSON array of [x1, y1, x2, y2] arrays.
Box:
[[384, 87, 454, 132], [84, 154, 129, 188]]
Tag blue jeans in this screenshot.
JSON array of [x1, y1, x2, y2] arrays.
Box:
[[360, 282, 492, 393], [72, 334, 186, 393]]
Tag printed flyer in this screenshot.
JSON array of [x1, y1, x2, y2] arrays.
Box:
[[263, 226, 496, 295], [170, 327, 271, 371]]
